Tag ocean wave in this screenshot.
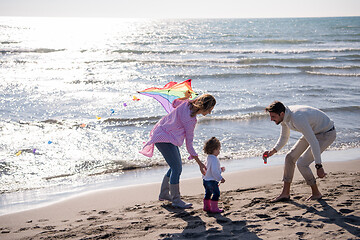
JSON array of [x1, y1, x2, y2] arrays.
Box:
[[334, 39, 360, 42], [35, 117, 161, 128], [321, 106, 360, 113], [87, 57, 360, 72], [5, 103, 360, 131], [42, 119, 63, 125], [199, 111, 268, 123], [87, 160, 166, 177], [12, 105, 360, 130], [117, 38, 313, 47], [0, 48, 65, 54], [260, 39, 311, 44], [236, 58, 316, 64], [44, 173, 74, 180], [306, 71, 360, 77], [103, 116, 161, 125], [111, 48, 360, 55], [1, 41, 20, 44], [180, 72, 283, 80], [342, 54, 360, 59], [115, 57, 357, 66], [113, 49, 182, 54], [71, 79, 114, 84], [155, 63, 360, 71], [10, 112, 268, 130], [307, 65, 360, 70], [198, 106, 360, 124]]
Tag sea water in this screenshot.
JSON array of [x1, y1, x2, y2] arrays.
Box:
[[0, 17, 359, 214]]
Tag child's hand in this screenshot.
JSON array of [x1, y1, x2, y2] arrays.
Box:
[[221, 167, 225, 172], [221, 178, 225, 183]]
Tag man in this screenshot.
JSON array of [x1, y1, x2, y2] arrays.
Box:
[[263, 101, 336, 201]]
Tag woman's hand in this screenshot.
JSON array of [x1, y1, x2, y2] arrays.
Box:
[[193, 155, 207, 175], [184, 90, 192, 99], [199, 162, 207, 175], [177, 90, 192, 101]]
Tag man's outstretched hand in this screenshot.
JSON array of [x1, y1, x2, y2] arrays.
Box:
[[317, 167, 327, 178]]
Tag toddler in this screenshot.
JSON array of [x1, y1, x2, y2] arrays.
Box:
[[202, 137, 225, 213]]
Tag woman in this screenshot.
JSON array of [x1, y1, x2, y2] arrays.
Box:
[[140, 91, 216, 208]]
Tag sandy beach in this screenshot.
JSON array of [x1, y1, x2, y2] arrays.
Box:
[[0, 159, 359, 240]]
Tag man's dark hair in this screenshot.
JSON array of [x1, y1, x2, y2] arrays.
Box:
[[265, 101, 286, 115], [203, 137, 220, 155]]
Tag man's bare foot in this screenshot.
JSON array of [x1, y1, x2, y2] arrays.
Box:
[[271, 194, 290, 203], [306, 194, 322, 201]]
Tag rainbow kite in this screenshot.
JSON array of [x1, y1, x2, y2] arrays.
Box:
[[138, 79, 197, 113]]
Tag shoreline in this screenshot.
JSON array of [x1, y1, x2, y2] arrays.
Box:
[[0, 158, 359, 239], [1, 147, 360, 217]]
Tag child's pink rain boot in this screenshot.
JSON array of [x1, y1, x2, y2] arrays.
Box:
[[203, 199, 211, 212], [210, 200, 224, 213]]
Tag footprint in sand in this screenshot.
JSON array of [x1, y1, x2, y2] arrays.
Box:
[[87, 216, 100, 221], [342, 200, 354, 206], [98, 210, 110, 215], [277, 212, 290, 217], [43, 226, 56, 230], [1, 228, 11, 234], [38, 219, 49, 222], [256, 214, 271, 219], [296, 232, 306, 237], [17, 227, 30, 232], [339, 209, 354, 214]]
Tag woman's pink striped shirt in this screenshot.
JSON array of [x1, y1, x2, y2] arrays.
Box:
[[140, 99, 198, 159]]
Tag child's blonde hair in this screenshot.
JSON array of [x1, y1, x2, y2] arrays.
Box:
[[203, 137, 221, 155]]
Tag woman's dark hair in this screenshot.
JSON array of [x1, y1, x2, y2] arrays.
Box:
[[189, 94, 216, 117], [203, 137, 221, 155], [265, 101, 285, 115]]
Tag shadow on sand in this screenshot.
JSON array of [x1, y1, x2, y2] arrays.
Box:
[[160, 204, 262, 240], [289, 199, 360, 238]]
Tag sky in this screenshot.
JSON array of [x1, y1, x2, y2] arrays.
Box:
[[0, 0, 359, 18]]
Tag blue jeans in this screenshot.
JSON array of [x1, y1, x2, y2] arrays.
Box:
[[203, 180, 220, 201], [155, 143, 182, 184]]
